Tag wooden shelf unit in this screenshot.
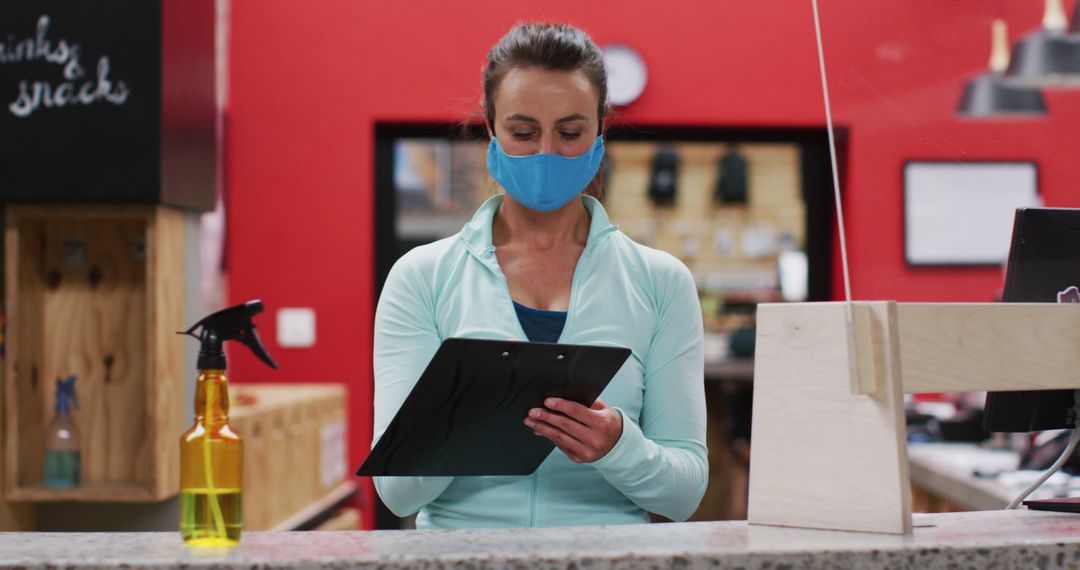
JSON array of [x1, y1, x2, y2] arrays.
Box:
[[229, 384, 350, 531], [3, 205, 185, 502]]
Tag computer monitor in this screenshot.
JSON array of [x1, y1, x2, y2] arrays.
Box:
[[983, 207, 1080, 433]]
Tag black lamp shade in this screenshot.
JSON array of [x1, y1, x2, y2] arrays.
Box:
[[957, 71, 1048, 117], [1004, 30, 1080, 87]]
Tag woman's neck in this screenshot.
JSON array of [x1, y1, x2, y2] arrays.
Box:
[[492, 194, 591, 251]]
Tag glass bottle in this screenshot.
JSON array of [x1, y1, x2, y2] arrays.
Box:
[[180, 369, 243, 546]]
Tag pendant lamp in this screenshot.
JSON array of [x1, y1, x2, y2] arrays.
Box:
[[1004, 0, 1080, 87], [957, 18, 1047, 117]]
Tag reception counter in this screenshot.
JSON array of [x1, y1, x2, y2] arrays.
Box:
[[5, 510, 1080, 569]]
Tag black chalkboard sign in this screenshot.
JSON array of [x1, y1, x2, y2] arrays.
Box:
[[0, 0, 215, 210]]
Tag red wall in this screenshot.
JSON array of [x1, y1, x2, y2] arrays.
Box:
[[226, 0, 1080, 528]]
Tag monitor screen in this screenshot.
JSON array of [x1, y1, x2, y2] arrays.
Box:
[[983, 207, 1080, 432]]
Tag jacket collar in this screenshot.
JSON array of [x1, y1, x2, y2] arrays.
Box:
[[459, 194, 617, 264]]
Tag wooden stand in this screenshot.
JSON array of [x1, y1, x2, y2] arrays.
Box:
[[229, 384, 350, 531], [3, 206, 185, 502], [748, 301, 1080, 534]]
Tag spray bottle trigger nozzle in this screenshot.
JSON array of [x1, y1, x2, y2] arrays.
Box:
[[57, 375, 78, 413], [181, 299, 278, 371], [238, 327, 278, 370]]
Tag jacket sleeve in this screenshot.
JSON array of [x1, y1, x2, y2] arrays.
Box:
[[371, 252, 454, 517], [589, 257, 708, 521]]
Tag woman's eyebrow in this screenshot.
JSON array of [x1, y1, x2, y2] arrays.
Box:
[[503, 113, 589, 124], [505, 113, 540, 124], [554, 113, 588, 124]]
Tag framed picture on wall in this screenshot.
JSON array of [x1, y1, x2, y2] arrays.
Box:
[[904, 161, 1040, 266]]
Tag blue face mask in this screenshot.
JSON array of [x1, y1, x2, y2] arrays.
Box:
[[486, 136, 605, 212]]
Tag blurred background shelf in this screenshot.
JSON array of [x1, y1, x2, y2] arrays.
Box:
[[907, 442, 1018, 512], [270, 480, 357, 531], [7, 484, 165, 503], [312, 506, 362, 531], [3, 206, 186, 504], [705, 359, 754, 383]]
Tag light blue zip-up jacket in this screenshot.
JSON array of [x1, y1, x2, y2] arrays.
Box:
[[372, 194, 708, 529]]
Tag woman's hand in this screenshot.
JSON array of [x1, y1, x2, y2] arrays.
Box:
[[524, 398, 623, 463]]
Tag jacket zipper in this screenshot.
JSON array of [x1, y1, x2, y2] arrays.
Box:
[[529, 467, 540, 526], [489, 226, 616, 527], [555, 230, 609, 343]]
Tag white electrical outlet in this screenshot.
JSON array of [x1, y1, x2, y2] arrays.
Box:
[[277, 307, 316, 348]]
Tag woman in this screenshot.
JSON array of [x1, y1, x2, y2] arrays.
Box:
[[372, 23, 707, 529]]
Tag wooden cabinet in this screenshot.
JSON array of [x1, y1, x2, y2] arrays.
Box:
[[229, 384, 351, 531], [4, 206, 185, 502]]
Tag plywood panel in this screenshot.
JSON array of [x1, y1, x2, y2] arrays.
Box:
[[39, 216, 147, 486], [0, 212, 36, 526], [6, 214, 47, 493], [748, 302, 911, 534], [897, 303, 1080, 393], [148, 206, 185, 498]]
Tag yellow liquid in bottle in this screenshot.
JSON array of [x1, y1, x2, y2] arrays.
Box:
[[180, 370, 243, 546], [180, 489, 243, 545]]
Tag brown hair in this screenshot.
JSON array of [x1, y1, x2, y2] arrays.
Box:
[[482, 23, 609, 199]]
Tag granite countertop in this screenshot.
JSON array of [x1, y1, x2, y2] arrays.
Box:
[[6, 510, 1080, 569]]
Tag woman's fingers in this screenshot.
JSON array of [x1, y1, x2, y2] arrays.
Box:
[[543, 398, 598, 427], [524, 397, 622, 463], [525, 407, 595, 446], [542, 398, 621, 443], [524, 416, 590, 460]]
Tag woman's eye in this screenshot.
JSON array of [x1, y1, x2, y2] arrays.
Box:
[[560, 131, 582, 139], [511, 132, 535, 140]]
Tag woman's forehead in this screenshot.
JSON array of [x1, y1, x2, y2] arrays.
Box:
[[494, 67, 599, 121]]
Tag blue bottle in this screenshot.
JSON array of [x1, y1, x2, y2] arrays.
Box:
[[43, 375, 80, 488]]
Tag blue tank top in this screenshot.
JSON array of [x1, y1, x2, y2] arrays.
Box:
[[512, 301, 567, 343]]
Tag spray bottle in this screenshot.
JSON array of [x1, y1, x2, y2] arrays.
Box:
[[43, 375, 79, 488], [179, 300, 277, 546]]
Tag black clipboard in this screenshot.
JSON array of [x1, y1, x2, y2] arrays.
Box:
[[357, 338, 632, 476]]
